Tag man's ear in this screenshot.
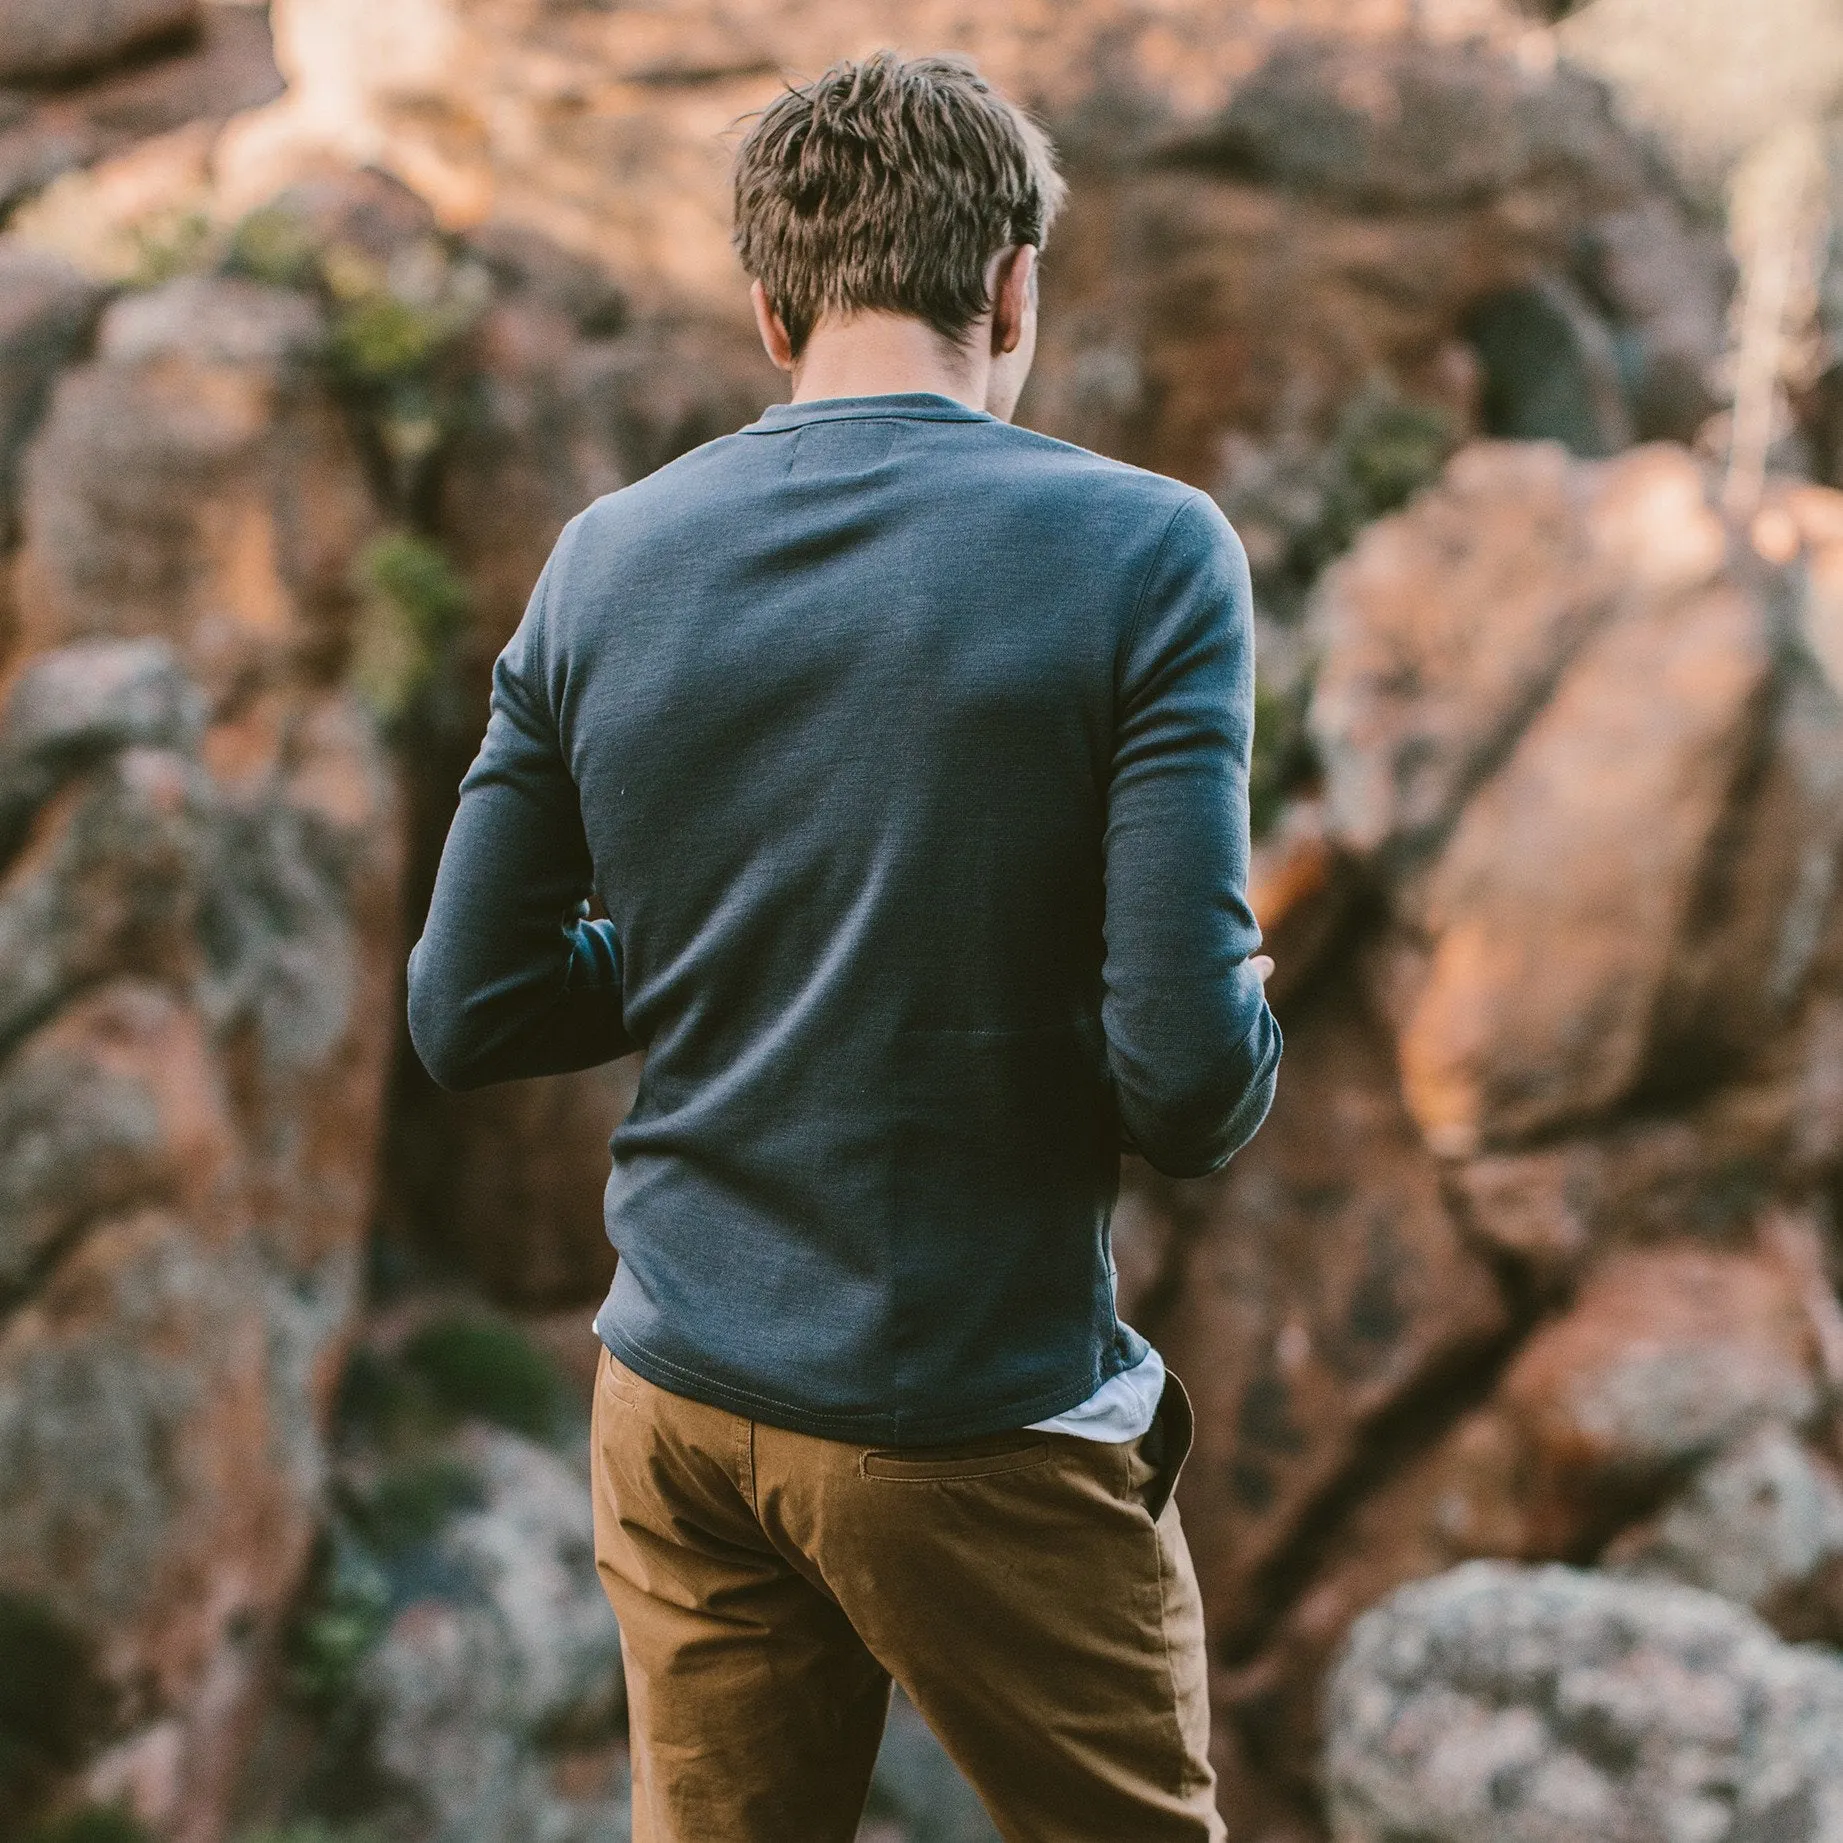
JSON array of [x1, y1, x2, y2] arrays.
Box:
[[990, 245, 1037, 358], [751, 280, 796, 373]]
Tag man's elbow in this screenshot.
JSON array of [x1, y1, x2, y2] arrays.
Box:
[[1118, 1014, 1283, 1178], [406, 948, 488, 1094]]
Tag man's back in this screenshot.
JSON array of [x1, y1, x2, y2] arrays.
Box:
[[410, 390, 1279, 1443]]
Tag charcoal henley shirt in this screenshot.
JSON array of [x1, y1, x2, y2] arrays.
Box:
[[408, 392, 1281, 1445]]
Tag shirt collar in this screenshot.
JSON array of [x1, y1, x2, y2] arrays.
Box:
[[747, 391, 995, 431]]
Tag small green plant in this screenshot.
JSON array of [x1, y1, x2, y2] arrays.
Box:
[[1314, 383, 1457, 565], [25, 1807, 154, 1843], [225, 201, 491, 509], [1250, 671, 1314, 841], [287, 1533, 392, 1707], [128, 209, 217, 289], [226, 204, 324, 291], [401, 1316, 577, 1446], [348, 532, 471, 724]]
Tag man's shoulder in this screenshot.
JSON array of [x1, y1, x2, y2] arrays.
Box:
[[570, 426, 758, 539]]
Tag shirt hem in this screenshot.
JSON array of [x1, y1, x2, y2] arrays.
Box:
[[597, 1319, 1127, 1447]]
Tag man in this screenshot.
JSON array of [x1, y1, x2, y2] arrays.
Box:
[[409, 50, 1280, 1843]]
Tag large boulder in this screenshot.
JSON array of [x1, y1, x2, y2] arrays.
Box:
[[1325, 1562, 1843, 1843], [9, 275, 378, 706], [1312, 444, 1843, 1161]]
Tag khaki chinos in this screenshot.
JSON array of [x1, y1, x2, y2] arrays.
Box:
[[590, 1346, 1225, 1843]]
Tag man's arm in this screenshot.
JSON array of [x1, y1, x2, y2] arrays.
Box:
[[407, 531, 636, 1092], [1103, 493, 1282, 1177]]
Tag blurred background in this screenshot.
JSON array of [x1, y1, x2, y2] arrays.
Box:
[[3, 1, 1843, 1841]]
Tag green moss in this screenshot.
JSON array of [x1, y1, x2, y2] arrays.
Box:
[[1338, 389, 1456, 521], [226, 205, 323, 292], [401, 1317, 574, 1446], [26, 1808, 154, 1843], [1312, 384, 1458, 567], [0, 1596, 115, 1831], [346, 1457, 486, 1559], [128, 210, 217, 289], [348, 532, 471, 724], [286, 1533, 393, 1708]]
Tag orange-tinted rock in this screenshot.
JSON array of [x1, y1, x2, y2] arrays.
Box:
[[0, 6, 282, 224], [0, 1207, 305, 1842], [1309, 442, 1612, 866], [1499, 1245, 1823, 1541], [10, 276, 378, 706], [1400, 573, 1771, 1154], [0, 982, 238, 1294], [0, 0, 198, 84], [1247, 798, 1353, 1007], [1153, 974, 1510, 1658]]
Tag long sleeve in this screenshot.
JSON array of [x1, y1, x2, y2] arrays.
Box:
[[407, 533, 636, 1092], [1102, 493, 1282, 1177]]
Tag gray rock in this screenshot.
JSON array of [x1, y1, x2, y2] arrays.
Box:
[[863, 1690, 1000, 1843], [1467, 276, 1635, 460], [1162, 36, 1658, 212], [0, 639, 205, 866], [1325, 1560, 1843, 1843], [0, 243, 103, 547], [0, 0, 197, 83], [0, 981, 232, 1294], [97, 274, 324, 371], [358, 1428, 627, 1843], [1609, 1426, 1843, 1626]]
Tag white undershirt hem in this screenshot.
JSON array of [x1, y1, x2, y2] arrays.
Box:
[[1025, 1335, 1165, 1443]]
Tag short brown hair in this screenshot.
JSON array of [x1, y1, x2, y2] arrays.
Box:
[[732, 52, 1065, 357]]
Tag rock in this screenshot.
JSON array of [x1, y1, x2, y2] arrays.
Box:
[[0, 1208, 313, 1840], [0, 242, 104, 551], [863, 1689, 1001, 1843], [1154, 972, 1510, 1660], [1310, 442, 1733, 878], [1605, 1425, 1843, 1642], [356, 1427, 628, 1843], [1203, 1240, 1832, 1807], [443, 1061, 636, 1309], [1465, 276, 1634, 458], [1312, 441, 1813, 1159], [1247, 799, 1354, 1009], [0, 622, 399, 1839], [1160, 36, 1656, 212], [1308, 442, 1614, 867], [0, 749, 210, 1054], [10, 275, 377, 706], [0, 0, 198, 85], [1399, 569, 1772, 1154], [1498, 1246, 1825, 1551], [0, 5, 281, 219], [0, 981, 236, 1295], [0, 638, 205, 864], [1324, 1561, 1843, 1843]]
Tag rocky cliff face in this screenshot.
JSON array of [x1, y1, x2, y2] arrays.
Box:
[[0, 265, 402, 1837], [1, 6, 1841, 1843]]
